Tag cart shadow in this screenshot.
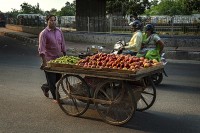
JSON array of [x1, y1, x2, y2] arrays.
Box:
[[77, 105, 105, 123], [78, 115, 103, 123], [157, 83, 200, 94], [66, 104, 200, 133], [123, 111, 200, 133]]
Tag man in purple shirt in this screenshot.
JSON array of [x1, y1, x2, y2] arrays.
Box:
[[38, 14, 66, 103]]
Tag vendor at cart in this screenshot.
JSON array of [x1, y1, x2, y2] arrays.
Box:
[[38, 14, 66, 103]]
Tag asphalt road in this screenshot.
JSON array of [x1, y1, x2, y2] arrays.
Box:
[[0, 35, 200, 133]]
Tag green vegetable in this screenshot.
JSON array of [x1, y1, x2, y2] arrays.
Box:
[[49, 56, 81, 65]]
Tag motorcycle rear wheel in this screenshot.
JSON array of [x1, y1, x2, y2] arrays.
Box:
[[151, 73, 163, 85]]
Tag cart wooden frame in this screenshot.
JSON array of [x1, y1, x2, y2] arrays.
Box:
[[44, 64, 163, 125]]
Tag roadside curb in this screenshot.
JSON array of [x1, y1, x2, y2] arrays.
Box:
[[4, 32, 38, 45]]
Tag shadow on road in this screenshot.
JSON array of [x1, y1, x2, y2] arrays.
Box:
[[124, 111, 200, 133]]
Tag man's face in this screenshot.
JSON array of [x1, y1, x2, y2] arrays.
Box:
[[131, 26, 137, 32], [48, 16, 56, 29]]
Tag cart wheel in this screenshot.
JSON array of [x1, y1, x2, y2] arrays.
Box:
[[136, 77, 156, 111], [94, 80, 136, 125], [56, 74, 91, 116], [151, 73, 163, 85]]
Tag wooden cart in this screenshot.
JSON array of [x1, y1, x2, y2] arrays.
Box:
[[44, 64, 164, 125]]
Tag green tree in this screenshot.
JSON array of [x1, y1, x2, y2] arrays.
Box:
[[186, 0, 200, 13], [20, 2, 34, 14], [49, 8, 58, 15], [7, 9, 20, 18], [106, 0, 150, 16], [128, 0, 150, 15], [150, 0, 159, 7], [58, 1, 76, 16], [145, 0, 200, 16], [20, 2, 44, 14], [106, 0, 128, 16]]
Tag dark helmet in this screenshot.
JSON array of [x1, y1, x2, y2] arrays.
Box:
[[144, 24, 155, 33], [129, 20, 142, 30]]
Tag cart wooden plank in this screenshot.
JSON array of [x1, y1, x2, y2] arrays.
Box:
[[44, 64, 164, 81]]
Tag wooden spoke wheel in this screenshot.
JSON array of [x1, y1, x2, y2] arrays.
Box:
[[94, 80, 136, 125], [56, 74, 91, 116], [136, 77, 156, 111]]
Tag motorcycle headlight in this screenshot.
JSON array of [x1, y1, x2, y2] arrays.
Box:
[[114, 43, 122, 49]]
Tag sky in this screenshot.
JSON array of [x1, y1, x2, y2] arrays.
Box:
[[0, 0, 74, 12]]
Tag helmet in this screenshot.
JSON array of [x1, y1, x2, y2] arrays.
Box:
[[129, 20, 142, 30], [144, 24, 155, 33]]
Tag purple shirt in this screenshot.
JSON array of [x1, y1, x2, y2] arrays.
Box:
[[38, 27, 66, 61]]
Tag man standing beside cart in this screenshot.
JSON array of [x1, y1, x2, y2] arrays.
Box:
[[38, 14, 66, 103]]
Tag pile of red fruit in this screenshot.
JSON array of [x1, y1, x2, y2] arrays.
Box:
[[76, 53, 161, 72]]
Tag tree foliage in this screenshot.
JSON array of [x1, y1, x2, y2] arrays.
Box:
[[49, 8, 58, 15], [58, 1, 76, 16], [6, 1, 76, 17], [106, 0, 199, 16], [7, 9, 20, 18], [5, 0, 199, 18], [186, 0, 200, 14], [145, 0, 200, 16], [20, 2, 42, 14], [106, 0, 151, 16]]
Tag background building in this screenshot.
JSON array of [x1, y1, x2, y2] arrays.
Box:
[[76, 0, 107, 32]]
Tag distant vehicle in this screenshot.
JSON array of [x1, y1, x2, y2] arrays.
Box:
[[0, 13, 6, 27], [17, 14, 44, 19], [59, 16, 75, 27], [16, 14, 45, 26]]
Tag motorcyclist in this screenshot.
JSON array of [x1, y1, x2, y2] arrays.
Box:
[[137, 24, 164, 61], [121, 20, 143, 56]]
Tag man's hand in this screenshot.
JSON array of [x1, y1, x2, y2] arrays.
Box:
[[120, 46, 125, 51], [40, 61, 47, 70], [40, 65, 45, 70]]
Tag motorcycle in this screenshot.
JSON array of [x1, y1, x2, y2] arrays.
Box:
[[78, 45, 104, 59], [111, 40, 168, 85], [111, 40, 126, 55]]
